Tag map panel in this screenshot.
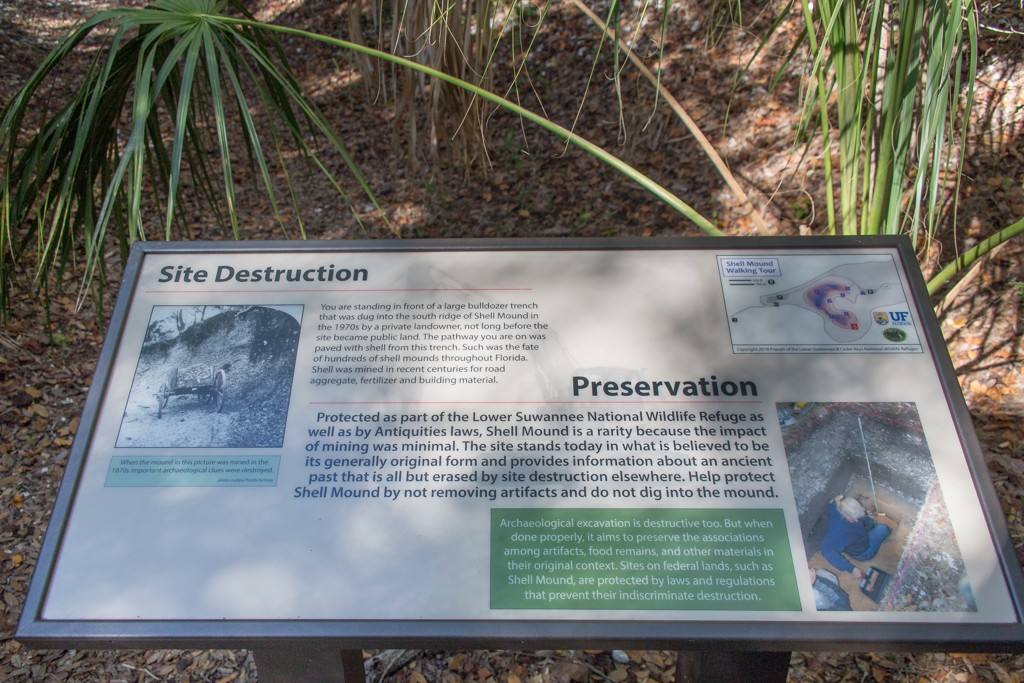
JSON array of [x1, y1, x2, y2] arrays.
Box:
[[718, 255, 922, 354]]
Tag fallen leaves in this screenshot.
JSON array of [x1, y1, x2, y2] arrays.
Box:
[[26, 403, 48, 419], [379, 651, 676, 683], [1, 1, 1024, 682]]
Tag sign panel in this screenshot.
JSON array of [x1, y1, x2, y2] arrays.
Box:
[[18, 238, 1024, 648]]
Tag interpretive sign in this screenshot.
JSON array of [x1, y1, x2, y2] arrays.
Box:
[[18, 237, 1024, 651]]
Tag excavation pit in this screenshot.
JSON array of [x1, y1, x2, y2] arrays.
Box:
[[781, 402, 974, 612]]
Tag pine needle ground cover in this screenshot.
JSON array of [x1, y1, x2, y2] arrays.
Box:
[[2, 0, 1024, 680]]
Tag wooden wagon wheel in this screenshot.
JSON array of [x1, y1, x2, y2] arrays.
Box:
[[156, 367, 178, 419], [156, 384, 170, 419], [212, 369, 226, 413]]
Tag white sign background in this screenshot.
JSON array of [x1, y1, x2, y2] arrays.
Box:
[[40, 245, 1016, 625]]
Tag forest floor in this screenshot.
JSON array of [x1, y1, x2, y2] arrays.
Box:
[[2, 0, 1024, 681]]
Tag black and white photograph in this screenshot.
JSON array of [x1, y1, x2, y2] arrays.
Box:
[[116, 305, 302, 448]]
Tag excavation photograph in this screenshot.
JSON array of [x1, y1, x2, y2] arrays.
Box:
[[780, 401, 974, 613]]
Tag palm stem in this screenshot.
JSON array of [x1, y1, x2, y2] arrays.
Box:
[[213, 15, 723, 236], [570, 0, 767, 234], [927, 217, 1024, 295]]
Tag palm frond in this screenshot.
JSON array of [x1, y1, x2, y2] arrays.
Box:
[[0, 0, 385, 316]]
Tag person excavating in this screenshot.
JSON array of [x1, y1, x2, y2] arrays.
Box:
[[822, 495, 891, 580]]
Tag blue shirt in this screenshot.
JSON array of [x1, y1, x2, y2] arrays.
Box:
[[821, 499, 874, 572]]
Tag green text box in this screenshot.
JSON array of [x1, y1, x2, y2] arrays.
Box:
[[491, 508, 799, 611]]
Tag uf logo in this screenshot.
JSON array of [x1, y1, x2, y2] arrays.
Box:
[[888, 311, 910, 322]]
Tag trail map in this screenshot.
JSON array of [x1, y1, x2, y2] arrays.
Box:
[[718, 255, 922, 353]]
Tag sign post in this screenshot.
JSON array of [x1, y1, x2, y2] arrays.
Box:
[[18, 238, 1024, 679]]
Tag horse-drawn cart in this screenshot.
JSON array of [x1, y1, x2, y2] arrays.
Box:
[[156, 365, 226, 418]]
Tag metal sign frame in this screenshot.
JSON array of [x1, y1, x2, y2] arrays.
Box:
[[17, 236, 1024, 653]]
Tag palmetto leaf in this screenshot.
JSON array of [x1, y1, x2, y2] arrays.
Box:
[[3, 0, 728, 319], [0, 0, 384, 316]]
